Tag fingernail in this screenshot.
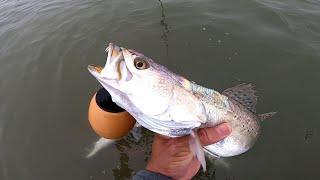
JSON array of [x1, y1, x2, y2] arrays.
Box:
[[217, 123, 231, 136]]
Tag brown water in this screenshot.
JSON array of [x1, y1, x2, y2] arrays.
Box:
[[1, 0, 320, 179]]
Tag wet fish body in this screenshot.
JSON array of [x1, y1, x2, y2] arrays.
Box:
[[88, 43, 275, 170]]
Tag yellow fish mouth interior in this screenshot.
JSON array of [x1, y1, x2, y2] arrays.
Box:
[[88, 43, 134, 81], [88, 64, 103, 74]]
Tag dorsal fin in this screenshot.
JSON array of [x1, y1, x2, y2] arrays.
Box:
[[222, 83, 257, 113], [189, 82, 229, 109], [190, 82, 215, 96]]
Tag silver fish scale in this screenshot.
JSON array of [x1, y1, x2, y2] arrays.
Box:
[[190, 83, 215, 97], [168, 128, 193, 137]]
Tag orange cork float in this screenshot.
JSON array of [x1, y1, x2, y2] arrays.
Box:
[[88, 88, 136, 139]]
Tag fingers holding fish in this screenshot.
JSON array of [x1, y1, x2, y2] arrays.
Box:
[[198, 123, 232, 146], [147, 134, 201, 179]]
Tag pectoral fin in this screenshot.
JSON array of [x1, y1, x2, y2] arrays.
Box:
[[169, 87, 207, 124]]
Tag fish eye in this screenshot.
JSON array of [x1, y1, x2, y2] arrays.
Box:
[[134, 58, 149, 70]]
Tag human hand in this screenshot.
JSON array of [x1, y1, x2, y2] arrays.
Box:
[[146, 123, 232, 180]]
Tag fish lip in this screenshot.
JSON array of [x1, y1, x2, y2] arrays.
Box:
[[88, 43, 116, 76], [88, 64, 103, 73], [106, 43, 122, 62], [88, 64, 104, 77], [121, 48, 134, 65], [88, 43, 123, 80]]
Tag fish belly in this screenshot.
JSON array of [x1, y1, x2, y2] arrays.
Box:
[[202, 99, 260, 157], [204, 136, 252, 157]]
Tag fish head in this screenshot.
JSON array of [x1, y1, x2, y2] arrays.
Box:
[[88, 43, 179, 118]]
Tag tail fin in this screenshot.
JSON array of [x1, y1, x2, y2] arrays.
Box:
[[189, 131, 206, 171], [259, 112, 277, 121]]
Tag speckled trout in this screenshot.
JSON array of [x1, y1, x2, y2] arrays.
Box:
[[88, 43, 276, 171]]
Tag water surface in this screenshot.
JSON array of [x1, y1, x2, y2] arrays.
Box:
[[1, 0, 320, 179]]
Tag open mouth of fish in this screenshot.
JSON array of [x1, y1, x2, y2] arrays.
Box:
[[88, 43, 133, 81]]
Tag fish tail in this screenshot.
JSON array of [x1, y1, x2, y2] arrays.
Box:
[[259, 112, 277, 121]]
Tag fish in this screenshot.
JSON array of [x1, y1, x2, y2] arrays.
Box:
[[88, 43, 276, 171]]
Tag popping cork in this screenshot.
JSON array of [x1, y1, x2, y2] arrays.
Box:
[[88, 88, 136, 139]]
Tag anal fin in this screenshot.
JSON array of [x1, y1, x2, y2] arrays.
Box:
[[189, 131, 206, 171]]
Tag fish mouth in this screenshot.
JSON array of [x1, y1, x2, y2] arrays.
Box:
[[88, 43, 132, 81], [88, 64, 103, 74]]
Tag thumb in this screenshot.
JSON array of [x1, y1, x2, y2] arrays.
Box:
[[198, 123, 231, 146]]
